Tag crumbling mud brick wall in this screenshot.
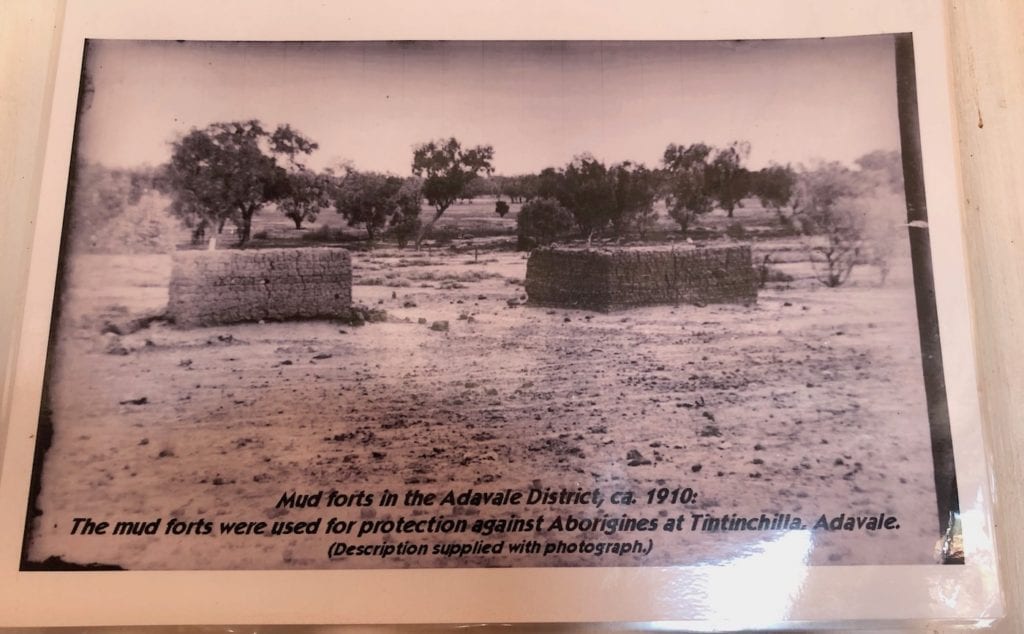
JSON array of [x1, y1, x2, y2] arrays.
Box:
[[525, 245, 757, 311], [168, 248, 352, 327]]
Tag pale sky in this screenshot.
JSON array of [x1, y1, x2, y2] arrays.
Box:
[[77, 37, 902, 175]]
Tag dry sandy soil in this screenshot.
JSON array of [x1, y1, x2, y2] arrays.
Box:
[[23, 241, 942, 570]]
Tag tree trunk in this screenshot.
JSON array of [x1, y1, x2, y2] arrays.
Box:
[[293, 217, 303, 229], [414, 208, 446, 250], [238, 208, 254, 247]]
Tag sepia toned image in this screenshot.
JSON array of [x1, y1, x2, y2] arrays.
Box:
[[21, 36, 956, 571]]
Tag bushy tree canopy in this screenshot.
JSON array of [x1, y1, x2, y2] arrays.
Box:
[[792, 161, 870, 287], [516, 197, 576, 249], [411, 137, 494, 247], [333, 170, 421, 242], [609, 161, 658, 238], [709, 141, 751, 218], [530, 156, 658, 242], [278, 167, 333, 230], [662, 142, 716, 233], [751, 163, 797, 215], [165, 120, 317, 246]]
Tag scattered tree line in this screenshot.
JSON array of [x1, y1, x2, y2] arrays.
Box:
[[156, 121, 495, 250], [72, 119, 906, 285], [506, 144, 905, 287]]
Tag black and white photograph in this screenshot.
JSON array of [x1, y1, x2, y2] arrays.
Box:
[[20, 35, 958, 572]]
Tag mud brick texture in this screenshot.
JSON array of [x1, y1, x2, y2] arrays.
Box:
[[525, 245, 757, 311], [168, 248, 352, 327]]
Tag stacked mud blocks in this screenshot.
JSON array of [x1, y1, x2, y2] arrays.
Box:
[[168, 248, 352, 327], [525, 245, 757, 311]]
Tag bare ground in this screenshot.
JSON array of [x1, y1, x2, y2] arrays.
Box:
[[25, 245, 941, 569]]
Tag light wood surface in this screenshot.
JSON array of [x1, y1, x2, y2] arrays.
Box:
[[948, 1, 1024, 631], [0, 0, 1021, 630]]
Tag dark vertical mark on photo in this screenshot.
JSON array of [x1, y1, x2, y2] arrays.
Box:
[[19, 41, 101, 572], [894, 33, 961, 561]]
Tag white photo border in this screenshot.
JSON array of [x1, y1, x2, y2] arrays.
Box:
[[0, 0, 1002, 627]]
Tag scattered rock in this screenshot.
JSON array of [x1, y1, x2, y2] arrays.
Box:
[[403, 300, 417, 308], [312, 353, 332, 360], [430, 321, 449, 332], [157, 448, 174, 458], [100, 310, 166, 336], [691, 463, 703, 473], [106, 343, 130, 356], [119, 397, 148, 406], [626, 449, 651, 467], [337, 305, 387, 327], [699, 425, 721, 438]]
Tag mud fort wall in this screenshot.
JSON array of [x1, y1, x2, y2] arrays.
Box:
[[168, 248, 352, 327], [525, 245, 757, 311]]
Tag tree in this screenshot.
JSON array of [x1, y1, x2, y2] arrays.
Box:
[[792, 162, 867, 287], [494, 174, 538, 203], [530, 157, 658, 242], [662, 143, 716, 233], [67, 161, 171, 253], [752, 163, 797, 220], [854, 150, 907, 285], [609, 161, 658, 239], [495, 200, 510, 218], [560, 155, 616, 242], [165, 120, 317, 247], [461, 175, 498, 202], [332, 170, 400, 241], [536, 167, 567, 203], [278, 167, 332, 230], [709, 141, 751, 218], [855, 149, 904, 193], [411, 137, 494, 248], [387, 177, 423, 248], [516, 198, 576, 249]]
